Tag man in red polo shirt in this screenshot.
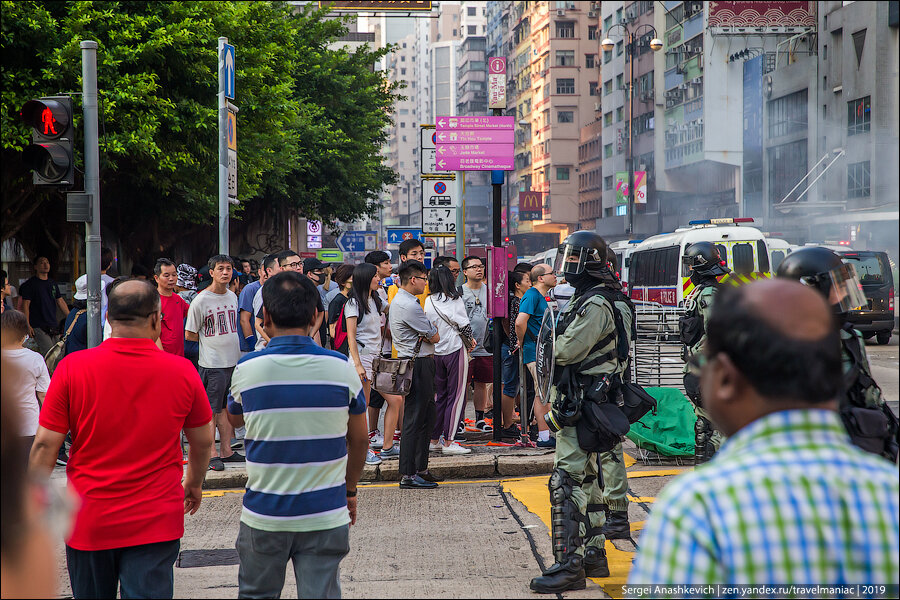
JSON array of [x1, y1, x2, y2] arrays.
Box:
[[29, 280, 213, 599], [154, 258, 190, 356]]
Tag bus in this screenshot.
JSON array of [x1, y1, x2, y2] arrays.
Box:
[[628, 218, 771, 307]]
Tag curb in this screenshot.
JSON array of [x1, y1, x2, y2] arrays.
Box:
[[203, 451, 556, 490]]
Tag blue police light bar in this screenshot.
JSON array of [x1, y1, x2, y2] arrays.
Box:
[[688, 218, 755, 225], [628, 239, 644, 244]]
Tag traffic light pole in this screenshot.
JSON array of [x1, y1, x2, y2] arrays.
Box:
[[218, 37, 229, 255], [81, 41, 102, 348]]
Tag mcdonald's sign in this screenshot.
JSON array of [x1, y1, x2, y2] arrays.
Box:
[[519, 190, 542, 221]]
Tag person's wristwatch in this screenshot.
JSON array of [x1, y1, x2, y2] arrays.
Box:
[[346, 489, 357, 498]]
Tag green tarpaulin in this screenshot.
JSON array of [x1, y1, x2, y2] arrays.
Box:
[[626, 387, 697, 457]]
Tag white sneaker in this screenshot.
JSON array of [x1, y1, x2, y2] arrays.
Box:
[[442, 442, 472, 455], [429, 439, 442, 451], [366, 449, 382, 465], [369, 430, 384, 449]]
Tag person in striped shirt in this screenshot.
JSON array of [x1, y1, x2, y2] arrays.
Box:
[[627, 279, 899, 595], [227, 271, 368, 599]]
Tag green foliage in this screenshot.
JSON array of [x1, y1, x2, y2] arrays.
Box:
[[1, 0, 399, 246]]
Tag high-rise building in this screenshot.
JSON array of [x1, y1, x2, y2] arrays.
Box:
[[385, 33, 420, 227]]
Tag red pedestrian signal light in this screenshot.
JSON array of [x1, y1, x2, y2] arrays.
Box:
[[19, 96, 75, 185]]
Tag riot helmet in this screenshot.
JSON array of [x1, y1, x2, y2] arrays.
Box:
[[554, 231, 607, 277], [775, 246, 867, 315], [682, 242, 729, 277]]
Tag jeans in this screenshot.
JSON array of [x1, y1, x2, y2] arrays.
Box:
[[500, 342, 519, 397], [236, 522, 349, 599], [66, 539, 180, 599]]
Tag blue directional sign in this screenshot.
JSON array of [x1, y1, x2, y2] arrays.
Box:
[[222, 43, 236, 100], [386, 229, 424, 245], [336, 230, 377, 252]]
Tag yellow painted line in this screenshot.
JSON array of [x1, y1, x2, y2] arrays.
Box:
[[202, 489, 246, 498], [627, 468, 689, 478], [358, 477, 525, 489], [627, 496, 656, 503], [623, 452, 636, 468]]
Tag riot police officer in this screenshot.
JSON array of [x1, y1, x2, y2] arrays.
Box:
[[776, 247, 898, 462], [679, 241, 729, 464], [530, 232, 635, 594]]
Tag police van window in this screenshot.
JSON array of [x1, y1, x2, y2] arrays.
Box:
[[662, 246, 679, 285], [756, 240, 770, 272], [714, 244, 728, 268], [771, 250, 786, 272], [732, 243, 754, 275]]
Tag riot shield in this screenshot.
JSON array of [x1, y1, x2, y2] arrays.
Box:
[[535, 306, 556, 405]]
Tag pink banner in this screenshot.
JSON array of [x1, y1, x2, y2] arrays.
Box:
[[435, 130, 514, 144]]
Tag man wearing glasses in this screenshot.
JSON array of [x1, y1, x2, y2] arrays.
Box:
[[461, 256, 494, 432], [387, 239, 430, 308]]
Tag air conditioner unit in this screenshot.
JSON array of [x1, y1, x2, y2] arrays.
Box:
[[594, 102, 602, 111], [678, 83, 688, 90], [557, 9, 565, 16], [697, 55, 704, 68], [697, 118, 703, 125], [666, 99, 676, 108], [692, 77, 701, 85], [588, 10, 597, 18]]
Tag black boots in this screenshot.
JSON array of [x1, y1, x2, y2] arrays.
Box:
[[530, 555, 586, 593], [601, 509, 631, 540], [584, 546, 610, 578], [694, 415, 717, 465]]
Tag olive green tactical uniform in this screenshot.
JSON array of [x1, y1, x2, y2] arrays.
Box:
[[682, 284, 724, 455], [599, 443, 628, 513], [840, 328, 883, 408], [550, 290, 634, 557]]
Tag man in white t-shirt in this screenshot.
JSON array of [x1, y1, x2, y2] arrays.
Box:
[[186, 255, 243, 472], [1, 308, 51, 459]]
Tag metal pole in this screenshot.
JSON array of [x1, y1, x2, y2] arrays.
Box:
[[627, 32, 635, 236], [81, 41, 102, 348], [218, 37, 229, 255], [455, 171, 465, 261], [491, 108, 503, 442]]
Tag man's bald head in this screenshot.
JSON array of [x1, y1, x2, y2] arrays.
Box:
[[108, 279, 161, 325], [704, 279, 842, 406], [531, 264, 552, 284]]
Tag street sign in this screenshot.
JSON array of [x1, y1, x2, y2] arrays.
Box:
[[307, 220, 322, 249], [317, 250, 343, 262], [420, 125, 438, 175], [222, 43, 235, 100], [422, 207, 456, 237], [436, 116, 514, 130], [519, 190, 542, 220], [227, 149, 237, 201], [386, 228, 424, 245], [436, 116, 514, 172], [421, 177, 457, 208], [336, 230, 378, 252], [488, 57, 506, 109], [226, 111, 237, 151], [438, 156, 514, 170]]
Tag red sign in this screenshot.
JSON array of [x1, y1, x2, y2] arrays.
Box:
[[519, 191, 542, 221]]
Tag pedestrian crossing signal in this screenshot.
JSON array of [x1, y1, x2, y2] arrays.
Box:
[[19, 96, 75, 186]]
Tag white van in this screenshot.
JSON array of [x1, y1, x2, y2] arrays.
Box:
[[608, 239, 643, 291], [628, 218, 771, 307], [765, 238, 793, 273]]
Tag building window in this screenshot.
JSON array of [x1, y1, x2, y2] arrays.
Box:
[[588, 25, 598, 40], [468, 5, 476, 16], [400, 122, 406, 128], [556, 50, 575, 66], [585, 54, 596, 69], [556, 21, 576, 38], [616, 107, 623, 122], [767, 140, 808, 204], [558, 110, 574, 123], [556, 78, 575, 94], [616, 7, 623, 22], [604, 112, 613, 126], [616, 40, 623, 56], [616, 73, 623, 89], [604, 80, 612, 95], [604, 175, 613, 190], [767, 90, 807, 138], [604, 15, 612, 31], [603, 50, 612, 64], [557, 167, 570, 180], [589, 82, 598, 96], [847, 161, 870, 198], [401, 68, 406, 75], [847, 96, 871, 135], [604, 143, 613, 158]]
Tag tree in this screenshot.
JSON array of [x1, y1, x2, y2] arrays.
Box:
[[1, 1, 399, 261]]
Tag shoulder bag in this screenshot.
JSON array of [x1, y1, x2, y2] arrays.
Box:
[[44, 309, 86, 375], [371, 328, 422, 396], [430, 299, 475, 355]]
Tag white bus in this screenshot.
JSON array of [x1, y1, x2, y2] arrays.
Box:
[[628, 218, 771, 307]]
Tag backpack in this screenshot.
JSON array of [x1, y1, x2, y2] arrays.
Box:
[[44, 309, 85, 375], [333, 303, 349, 354]]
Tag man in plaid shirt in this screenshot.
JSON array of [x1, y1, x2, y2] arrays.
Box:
[[629, 279, 899, 592]]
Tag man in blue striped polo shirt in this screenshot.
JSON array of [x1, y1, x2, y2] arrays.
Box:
[[227, 272, 368, 599]]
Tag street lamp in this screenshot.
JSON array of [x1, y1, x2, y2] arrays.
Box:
[[601, 24, 663, 235]]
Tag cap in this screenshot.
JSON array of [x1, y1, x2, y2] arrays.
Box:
[[74, 274, 88, 300], [176, 264, 198, 290], [303, 257, 327, 272]]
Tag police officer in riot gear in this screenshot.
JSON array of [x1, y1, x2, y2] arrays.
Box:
[[530, 232, 635, 594], [679, 242, 730, 465], [777, 247, 898, 462]]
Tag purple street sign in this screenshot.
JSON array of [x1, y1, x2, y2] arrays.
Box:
[[436, 116, 515, 130], [435, 130, 514, 144], [437, 156, 515, 171], [436, 143, 513, 158]]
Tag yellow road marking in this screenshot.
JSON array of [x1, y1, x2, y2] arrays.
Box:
[[627, 496, 656, 503], [202, 489, 246, 498], [627, 468, 688, 478]]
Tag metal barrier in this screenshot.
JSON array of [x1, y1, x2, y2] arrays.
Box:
[[630, 301, 686, 393]]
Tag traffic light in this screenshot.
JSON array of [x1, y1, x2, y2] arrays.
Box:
[[19, 96, 75, 186]]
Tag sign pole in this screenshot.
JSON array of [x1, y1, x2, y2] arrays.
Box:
[[80, 41, 102, 348], [218, 37, 229, 254], [491, 108, 503, 442], [455, 172, 465, 261]]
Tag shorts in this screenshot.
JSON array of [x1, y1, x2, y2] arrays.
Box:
[[349, 352, 376, 383], [199, 366, 234, 413], [469, 355, 493, 384], [369, 389, 386, 409], [500, 343, 519, 397]]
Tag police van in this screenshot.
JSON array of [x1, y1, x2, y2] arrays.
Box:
[[608, 239, 643, 292], [628, 218, 771, 307], [765, 238, 795, 272]]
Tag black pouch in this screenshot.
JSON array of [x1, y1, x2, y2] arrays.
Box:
[[576, 401, 629, 453], [620, 382, 657, 424], [678, 312, 704, 347], [840, 405, 893, 457]]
